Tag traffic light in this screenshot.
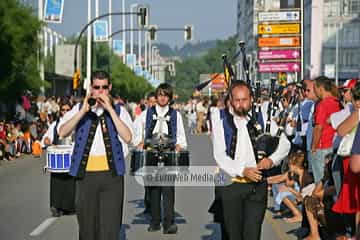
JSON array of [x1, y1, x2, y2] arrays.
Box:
[[148, 25, 157, 41], [138, 6, 149, 28], [73, 69, 81, 90], [184, 25, 193, 41]]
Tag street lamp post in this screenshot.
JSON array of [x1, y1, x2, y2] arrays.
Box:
[[144, 31, 148, 70], [48, 28, 54, 56], [122, 0, 126, 62], [38, 0, 45, 94], [130, 4, 138, 56], [334, 0, 344, 86], [138, 23, 142, 66], [86, 0, 92, 91], [108, 0, 112, 49], [335, 20, 341, 86]]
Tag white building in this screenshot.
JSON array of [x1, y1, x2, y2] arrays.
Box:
[[237, 0, 360, 84]]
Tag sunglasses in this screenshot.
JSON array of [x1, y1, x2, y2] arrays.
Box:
[[93, 85, 109, 90], [61, 108, 71, 112]]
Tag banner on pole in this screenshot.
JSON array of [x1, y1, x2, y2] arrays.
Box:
[[134, 65, 143, 76], [126, 54, 136, 68], [44, 0, 64, 23], [93, 21, 109, 42], [113, 40, 124, 56]]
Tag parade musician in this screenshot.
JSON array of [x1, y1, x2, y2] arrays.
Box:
[[133, 83, 187, 234], [211, 81, 290, 240], [41, 100, 75, 217], [58, 71, 133, 240]]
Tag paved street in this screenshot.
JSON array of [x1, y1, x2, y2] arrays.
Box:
[[0, 131, 300, 240]]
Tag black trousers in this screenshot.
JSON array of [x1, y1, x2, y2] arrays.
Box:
[[208, 186, 229, 240], [144, 186, 151, 211], [149, 185, 175, 227], [50, 173, 76, 211], [75, 171, 124, 240], [221, 181, 267, 240]]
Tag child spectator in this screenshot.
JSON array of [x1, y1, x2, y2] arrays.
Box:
[[268, 151, 313, 223]]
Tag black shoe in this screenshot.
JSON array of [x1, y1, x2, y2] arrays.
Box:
[[142, 208, 150, 214], [147, 223, 161, 232], [50, 207, 62, 217], [163, 224, 178, 234]]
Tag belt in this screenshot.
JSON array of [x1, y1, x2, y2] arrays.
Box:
[[232, 176, 254, 184]]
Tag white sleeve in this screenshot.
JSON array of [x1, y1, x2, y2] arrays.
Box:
[[176, 112, 187, 149], [330, 108, 351, 130], [211, 110, 240, 177], [40, 121, 56, 147], [118, 106, 134, 141], [115, 106, 133, 157], [132, 111, 146, 146], [56, 103, 80, 134], [269, 123, 291, 166]]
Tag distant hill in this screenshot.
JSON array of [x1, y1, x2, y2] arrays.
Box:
[[153, 40, 218, 59]]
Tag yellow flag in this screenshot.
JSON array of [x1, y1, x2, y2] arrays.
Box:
[[224, 64, 231, 88]]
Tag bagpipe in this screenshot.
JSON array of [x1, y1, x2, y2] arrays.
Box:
[[200, 41, 302, 164]]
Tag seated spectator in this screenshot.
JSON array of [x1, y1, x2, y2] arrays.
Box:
[[0, 120, 6, 160], [6, 123, 17, 161], [268, 151, 313, 223], [303, 155, 354, 240]]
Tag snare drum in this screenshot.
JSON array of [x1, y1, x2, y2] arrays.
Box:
[[162, 150, 190, 175], [45, 145, 73, 173], [130, 150, 157, 176], [164, 150, 190, 167]]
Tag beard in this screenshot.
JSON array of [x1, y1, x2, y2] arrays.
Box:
[[231, 105, 250, 117]]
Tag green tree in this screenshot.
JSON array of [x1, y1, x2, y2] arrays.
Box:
[[0, 0, 42, 100], [66, 37, 153, 101]]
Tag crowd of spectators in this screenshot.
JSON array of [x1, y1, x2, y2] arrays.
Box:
[[183, 77, 360, 239], [3, 78, 360, 239], [0, 93, 78, 162]]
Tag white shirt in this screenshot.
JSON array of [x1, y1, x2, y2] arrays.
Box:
[[133, 105, 187, 149], [330, 102, 352, 129], [211, 107, 291, 178], [58, 103, 134, 157], [196, 102, 207, 114], [40, 118, 72, 147]]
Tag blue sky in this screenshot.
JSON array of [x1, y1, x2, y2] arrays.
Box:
[[49, 0, 237, 47]]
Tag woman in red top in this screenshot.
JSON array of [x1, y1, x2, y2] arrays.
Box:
[[333, 84, 360, 239]]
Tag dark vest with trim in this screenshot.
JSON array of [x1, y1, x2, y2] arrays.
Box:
[[145, 106, 177, 148], [69, 104, 125, 178], [220, 108, 259, 162]]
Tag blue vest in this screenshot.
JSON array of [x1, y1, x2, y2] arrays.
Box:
[[69, 104, 125, 177], [220, 109, 237, 158], [145, 106, 177, 145]]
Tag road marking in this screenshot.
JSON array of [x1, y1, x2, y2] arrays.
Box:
[[29, 217, 58, 236], [264, 211, 290, 240]]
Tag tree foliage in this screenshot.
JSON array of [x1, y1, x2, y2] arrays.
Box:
[[65, 37, 153, 102], [0, 0, 42, 100], [168, 35, 237, 100]]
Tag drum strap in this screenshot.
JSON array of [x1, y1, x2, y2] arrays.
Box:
[[246, 117, 260, 163], [53, 119, 60, 145], [99, 114, 117, 176]]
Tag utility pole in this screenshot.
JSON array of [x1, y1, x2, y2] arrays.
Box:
[[122, 0, 126, 62], [38, 0, 45, 95], [85, 0, 92, 91]]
